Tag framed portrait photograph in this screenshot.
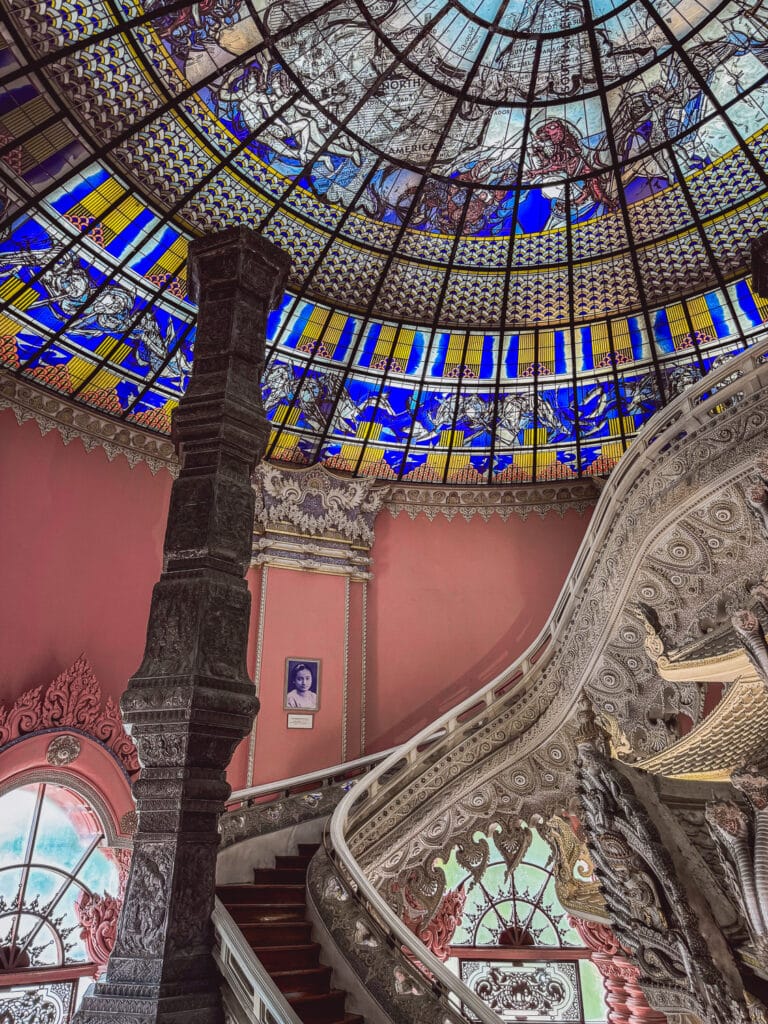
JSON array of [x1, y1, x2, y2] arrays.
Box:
[[284, 658, 321, 713]]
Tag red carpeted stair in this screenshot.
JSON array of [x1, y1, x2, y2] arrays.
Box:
[[218, 844, 363, 1024]]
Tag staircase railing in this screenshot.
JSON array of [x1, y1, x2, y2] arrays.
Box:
[[227, 748, 402, 809], [213, 897, 302, 1024], [326, 338, 768, 1024]]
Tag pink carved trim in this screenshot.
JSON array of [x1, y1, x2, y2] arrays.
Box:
[[568, 914, 623, 956], [75, 890, 122, 975], [404, 885, 467, 962], [75, 847, 132, 976], [0, 655, 138, 774]]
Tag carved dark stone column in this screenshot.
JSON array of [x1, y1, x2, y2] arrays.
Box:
[[75, 228, 290, 1024]]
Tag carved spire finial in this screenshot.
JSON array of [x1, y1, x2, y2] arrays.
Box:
[[574, 694, 610, 756]]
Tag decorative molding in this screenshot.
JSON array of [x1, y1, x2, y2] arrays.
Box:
[[219, 782, 347, 849], [247, 564, 269, 788], [252, 463, 386, 578], [0, 655, 139, 775], [306, 847, 466, 1024], [539, 815, 605, 920], [382, 479, 599, 522], [76, 847, 132, 977], [361, 579, 368, 755], [46, 734, 82, 766], [404, 885, 466, 961], [342, 575, 350, 763], [0, 372, 177, 475], [76, 891, 123, 977]]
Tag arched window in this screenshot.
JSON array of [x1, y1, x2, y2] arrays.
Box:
[[439, 824, 609, 1023], [0, 781, 122, 1023]]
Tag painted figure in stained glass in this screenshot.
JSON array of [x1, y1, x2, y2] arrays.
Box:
[[0, 228, 191, 384], [331, 385, 396, 435], [149, 0, 248, 62], [407, 392, 488, 444], [529, 119, 617, 225]]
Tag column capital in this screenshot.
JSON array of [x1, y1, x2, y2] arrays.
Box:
[[189, 226, 290, 311]]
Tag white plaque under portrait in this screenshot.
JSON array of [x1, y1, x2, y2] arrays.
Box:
[[287, 713, 314, 730]]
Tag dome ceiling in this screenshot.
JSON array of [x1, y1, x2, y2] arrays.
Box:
[[0, 0, 767, 483]]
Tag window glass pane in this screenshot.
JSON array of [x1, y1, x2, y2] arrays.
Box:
[[0, 782, 118, 971], [439, 822, 610, 1021], [0, 786, 36, 865], [579, 960, 609, 1023], [34, 788, 101, 874]]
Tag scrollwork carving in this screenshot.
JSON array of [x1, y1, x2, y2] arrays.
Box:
[[575, 705, 750, 1023]]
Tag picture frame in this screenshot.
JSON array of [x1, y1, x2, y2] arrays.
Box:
[[283, 658, 321, 713]]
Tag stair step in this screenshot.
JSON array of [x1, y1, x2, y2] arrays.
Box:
[[276, 854, 314, 869], [257, 943, 321, 971], [287, 990, 346, 1023], [219, 883, 306, 905], [272, 966, 332, 996], [254, 867, 307, 885], [242, 921, 314, 946], [228, 904, 306, 923], [297, 843, 321, 857]]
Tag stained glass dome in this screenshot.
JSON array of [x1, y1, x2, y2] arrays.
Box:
[[1, 0, 767, 483]]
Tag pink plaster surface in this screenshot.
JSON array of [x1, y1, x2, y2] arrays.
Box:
[[0, 411, 171, 706], [366, 508, 590, 750], [245, 566, 350, 787], [1, 411, 592, 792]]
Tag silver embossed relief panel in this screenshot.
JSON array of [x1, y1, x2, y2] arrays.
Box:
[[459, 960, 581, 1022]]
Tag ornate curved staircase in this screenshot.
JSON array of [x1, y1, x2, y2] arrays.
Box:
[[215, 339, 768, 1024], [217, 845, 363, 1024]]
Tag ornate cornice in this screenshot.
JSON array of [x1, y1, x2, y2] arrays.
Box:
[[2, 374, 605, 519], [0, 372, 177, 475], [0, 655, 139, 775], [382, 480, 599, 521], [252, 462, 387, 578]]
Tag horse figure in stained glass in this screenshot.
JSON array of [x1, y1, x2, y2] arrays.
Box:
[[495, 393, 533, 447], [133, 316, 191, 380], [263, 361, 331, 430], [409, 393, 494, 444], [330, 385, 396, 435]]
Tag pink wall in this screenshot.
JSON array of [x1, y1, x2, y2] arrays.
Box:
[[366, 509, 589, 750], [241, 567, 357, 787], [0, 410, 171, 706], [1, 411, 591, 792]]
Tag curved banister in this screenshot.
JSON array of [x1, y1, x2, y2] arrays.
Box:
[[328, 337, 768, 1024], [227, 751, 395, 807], [227, 730, 446, 808], [213, 897, 302, 1024]]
